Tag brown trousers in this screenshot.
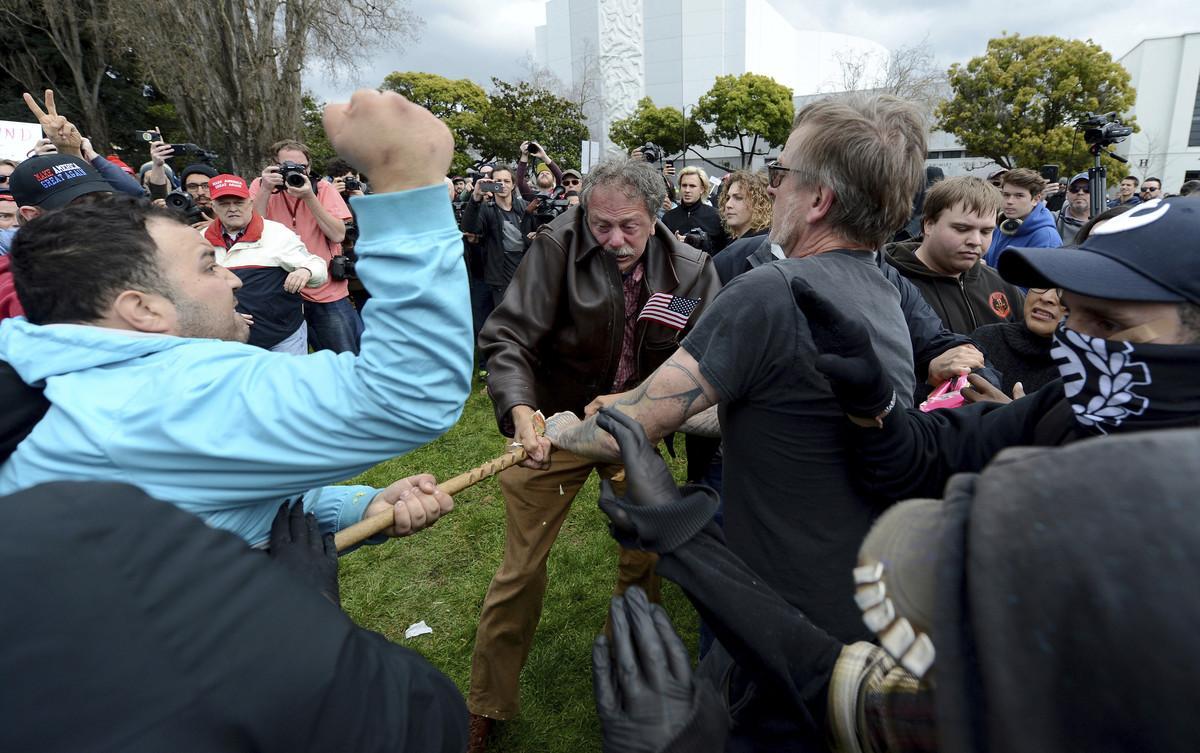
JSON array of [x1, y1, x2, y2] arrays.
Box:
[[467, 448, 660, 719]]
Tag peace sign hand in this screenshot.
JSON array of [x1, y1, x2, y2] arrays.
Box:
[[23, 89, 83, 157]]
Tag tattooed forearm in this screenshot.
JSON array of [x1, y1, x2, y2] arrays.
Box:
[[678, 405, 721, 437], [546, 352, 718, 462]]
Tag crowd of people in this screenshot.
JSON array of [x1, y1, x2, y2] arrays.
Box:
[[1, 81, 1199, 753]]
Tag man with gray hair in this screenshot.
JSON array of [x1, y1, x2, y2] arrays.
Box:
[[466, 155, 721, 750], [547, 93, 926, 751]]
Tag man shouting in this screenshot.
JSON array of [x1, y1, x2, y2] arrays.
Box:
[[467, 156, 721, 750]]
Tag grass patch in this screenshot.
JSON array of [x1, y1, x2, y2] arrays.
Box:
[[341, 378, 699, 752]]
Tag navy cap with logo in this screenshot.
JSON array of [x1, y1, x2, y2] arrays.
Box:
[[10, 154, 112, 210], [999, 196, 1200, 305]]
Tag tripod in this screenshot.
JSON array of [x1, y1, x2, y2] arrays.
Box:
[[1087, 141, 1128, 219]]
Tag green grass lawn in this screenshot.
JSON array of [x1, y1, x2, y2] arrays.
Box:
[[340, 378, 699, 752]]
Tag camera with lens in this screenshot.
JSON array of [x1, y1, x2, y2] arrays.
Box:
[[343, 176, 361, 192], [639, 142, 663, 164], [1077, 112, 1133, 148], [527, 141, 541, 155], [329, 251, 357, 281], [164, 189, 207, 224], [276, 160, 310, 190], [681, 227, 709, 252]]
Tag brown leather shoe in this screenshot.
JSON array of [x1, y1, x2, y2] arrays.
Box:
[[467, 713, 496, 753]]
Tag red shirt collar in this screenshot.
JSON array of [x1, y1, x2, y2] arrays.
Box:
[[204, 211, 264, 247]]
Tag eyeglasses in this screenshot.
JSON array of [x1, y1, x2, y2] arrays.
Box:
[[563, 179, 581, 186], [1068, 186, 1089, 194], [185, 182, 211, 192], [766, 161, 797, 188]]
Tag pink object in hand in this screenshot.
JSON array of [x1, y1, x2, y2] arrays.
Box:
[[919, 375, 970, 412]]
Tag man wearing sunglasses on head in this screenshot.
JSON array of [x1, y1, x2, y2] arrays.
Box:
[[1056, 172, 1092, 244]]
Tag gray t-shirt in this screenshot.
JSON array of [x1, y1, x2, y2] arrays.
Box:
[[681, 250, 914, 642]]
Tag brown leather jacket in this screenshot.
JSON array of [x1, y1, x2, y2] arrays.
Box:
[[480, 206, 722, 435]]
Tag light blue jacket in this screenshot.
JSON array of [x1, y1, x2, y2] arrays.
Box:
[[0, 184, 473, 546]]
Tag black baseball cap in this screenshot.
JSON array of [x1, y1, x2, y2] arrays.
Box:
[[999, 196, 1200, 305], [10, 154, 112, 209]]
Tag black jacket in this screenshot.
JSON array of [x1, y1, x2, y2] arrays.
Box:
[[970, 322, 1059, 395], [0, 481, 468, 753], [462, 194, 529, 288], [0, 360, 48, 463], [885, 242, 1025, 335], [662, 201, 729, 255]]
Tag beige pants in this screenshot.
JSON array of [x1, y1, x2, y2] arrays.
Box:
[[467, 448, 660, 720]]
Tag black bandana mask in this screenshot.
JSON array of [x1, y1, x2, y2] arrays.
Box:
[[1050, 324, 1200, 435]]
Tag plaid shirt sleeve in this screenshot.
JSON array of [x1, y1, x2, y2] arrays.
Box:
[[826, 642, 938, 753]]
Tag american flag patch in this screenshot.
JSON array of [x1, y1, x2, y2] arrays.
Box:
[[638, 292, 700, 330]]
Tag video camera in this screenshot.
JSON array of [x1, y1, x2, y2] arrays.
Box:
[[1077, 113, 1133, 148], [1076, 112, 1133, 218]]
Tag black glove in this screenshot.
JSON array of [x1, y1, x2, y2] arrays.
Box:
[[268, 500, 340, 606], [596, 408, 717, 553], [594, 586, 728, 753], [790, 277, 895, 419]]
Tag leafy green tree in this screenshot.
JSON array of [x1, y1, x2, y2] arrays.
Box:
[[381, 71, 488, 175], [609, 97, 706, 157], [937, 34, 1137, 178], [463, 79, 589, 170], [693, 73, 794, 168]]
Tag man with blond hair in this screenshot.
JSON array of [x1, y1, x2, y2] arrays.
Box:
[[548, 93, 927, 752], [663, 165, 728, 253], [886, 176, 1025, 334]]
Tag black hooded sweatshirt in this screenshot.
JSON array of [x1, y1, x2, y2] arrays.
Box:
[[885, 241, 1024, 335]]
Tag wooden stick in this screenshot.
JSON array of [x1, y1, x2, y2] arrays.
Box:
[[334, 446, 528, 551]]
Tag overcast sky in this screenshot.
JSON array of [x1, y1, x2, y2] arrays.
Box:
[[307, 0, 1199, 103]]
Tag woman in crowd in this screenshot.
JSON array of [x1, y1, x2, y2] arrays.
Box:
[[970, 285, 1066, 395], [716, 169, 772, 242]]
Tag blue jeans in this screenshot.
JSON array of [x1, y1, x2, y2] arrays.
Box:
[[269, 323, 309, 355], [304, 297, 363, 355]]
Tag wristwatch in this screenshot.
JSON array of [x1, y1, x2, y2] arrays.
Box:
[[849, 389, 897, 429]]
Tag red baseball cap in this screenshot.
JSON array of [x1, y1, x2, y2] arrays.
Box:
[[209, 174, 250, 199]]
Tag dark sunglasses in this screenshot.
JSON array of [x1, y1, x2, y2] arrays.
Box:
[[1068, 185, 1089, 193], [767, 161, 796, 188]]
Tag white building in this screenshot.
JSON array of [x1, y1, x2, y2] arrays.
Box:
[[1117, 33, 1200, 193], [535, 0, 888, 159]]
